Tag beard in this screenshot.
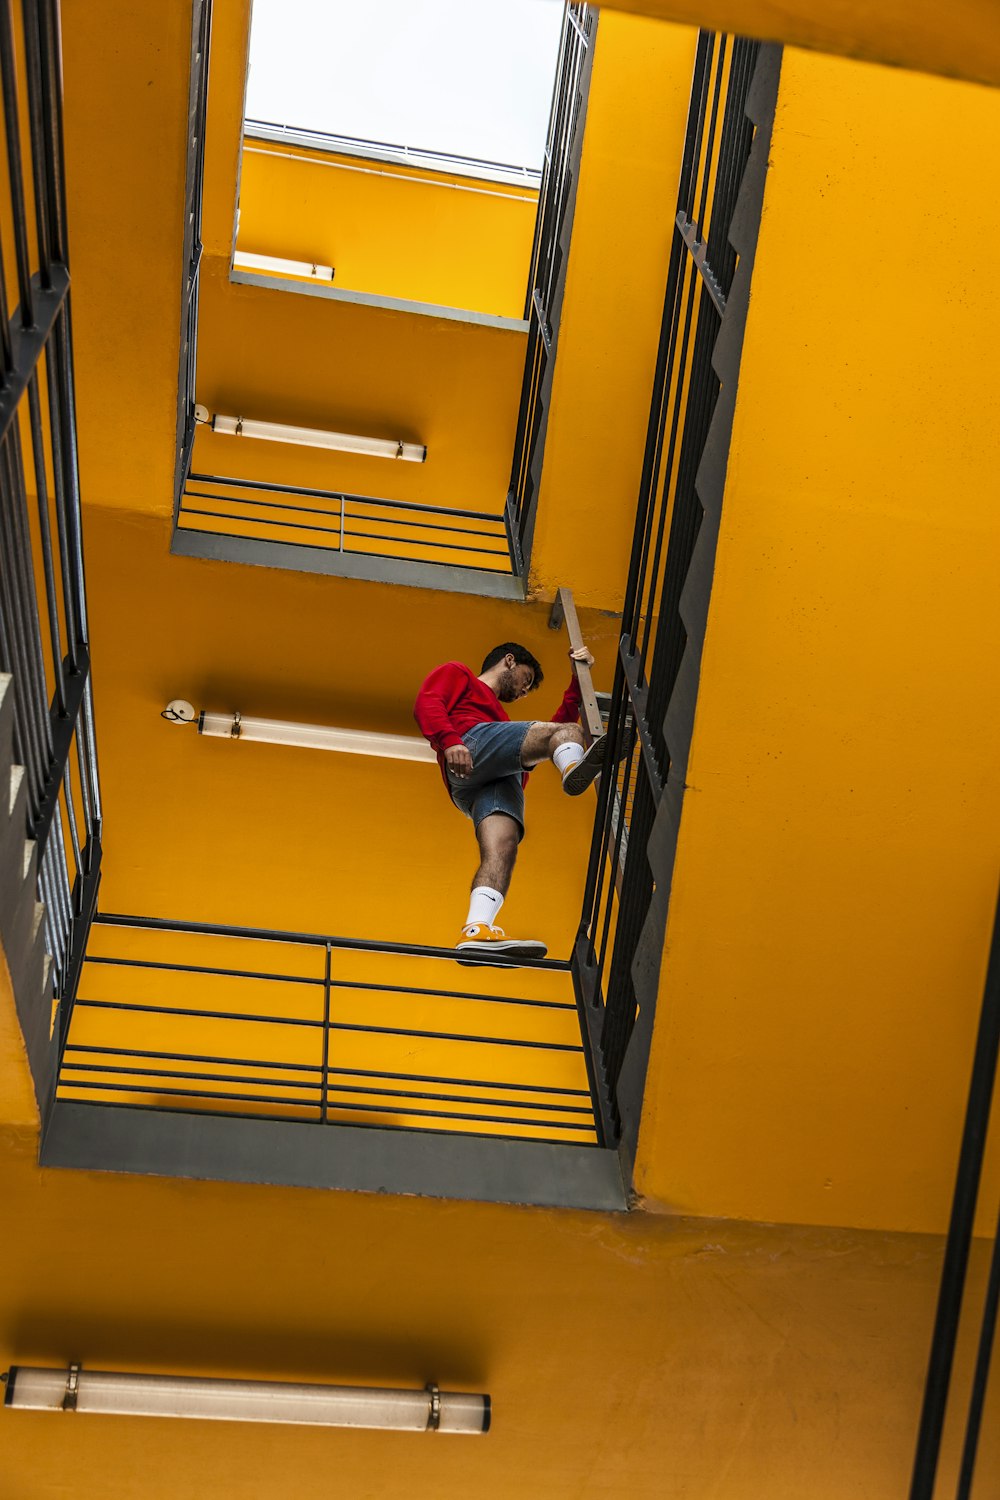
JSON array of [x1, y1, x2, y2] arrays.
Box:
[[496, 668, 518, 703]]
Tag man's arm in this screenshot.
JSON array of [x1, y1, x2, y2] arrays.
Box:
[[414, 663, 475, 777], [551, 645, 594, 724]]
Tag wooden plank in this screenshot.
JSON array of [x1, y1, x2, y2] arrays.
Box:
[[555, 586, 604, 745]]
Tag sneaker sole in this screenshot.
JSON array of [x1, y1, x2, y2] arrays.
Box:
[[562, 735, 608, 796], [455, 939, 548, 966]]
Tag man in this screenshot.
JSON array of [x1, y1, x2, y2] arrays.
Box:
[[414, 642, 608, 962]]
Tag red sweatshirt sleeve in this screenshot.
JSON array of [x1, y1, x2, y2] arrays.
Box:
[[552, 674, 583, 725], [413, 663, 469, 753]]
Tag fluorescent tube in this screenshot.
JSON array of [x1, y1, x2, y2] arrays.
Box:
[[233, 251, 335, 281], [194, 406, 426, 463], [162, 702, 436, 763], [3, 1367, 490, 1433]]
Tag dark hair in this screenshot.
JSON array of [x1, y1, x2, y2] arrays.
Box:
[[480, 642, 543, 690]]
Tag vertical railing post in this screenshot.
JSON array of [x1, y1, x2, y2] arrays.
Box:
[[320, 941, 332, 1124], [909, 885, 1000, 1500]]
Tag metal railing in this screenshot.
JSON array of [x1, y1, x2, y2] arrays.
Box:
[[174, 0, 212, 517], [507, 2, 595, 573], [0, 0, 102, 1054], [576, 34, 775, 1140], [177, 471, 516, 577], [56, 914, 599, 1148], [244, 119, 542, 190], [909, 888, 1000, 1500]]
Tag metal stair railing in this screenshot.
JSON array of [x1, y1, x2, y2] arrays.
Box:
[[0, 0, 103, 1104]]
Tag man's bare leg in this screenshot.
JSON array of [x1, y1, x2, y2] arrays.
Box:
[[519, 720, 585, 768], [519, 720, 608, 795], [456, 812, 546, 963], [472, 812, 520, 895]]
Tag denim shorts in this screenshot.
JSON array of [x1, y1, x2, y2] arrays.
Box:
[[447, 720, 534, 840]]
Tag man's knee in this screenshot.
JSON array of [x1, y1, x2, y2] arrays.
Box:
[[477, 814, 520, 854]]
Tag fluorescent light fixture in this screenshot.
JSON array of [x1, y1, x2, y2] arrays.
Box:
[[233, 251, 335, 281], [2, 1366, 490, 1434], [194, 405, 426, 463], [162, 700, 435, 764]]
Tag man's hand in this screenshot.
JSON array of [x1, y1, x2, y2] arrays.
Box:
[[445, 742, 473, 779], [569, 645, 595, 669]]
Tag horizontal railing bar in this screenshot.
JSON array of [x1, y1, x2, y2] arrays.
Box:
[[84, 955, 324, 986], [180, 505, 511, 557], [61, 1074, 590, 1134], [60, 1096, 597, 1149], [74, 997, 582, 1052], [327, 978, 575, 1011], [0, 268, 69, 447], [93, 912, 572, 970], [326, 1083, 592, 1115], [61, 1061, 321, 1092], [63, 1041, 591, 1096], [76, 998, 322, 1029], [60, 1061, 592, 1115], [327, 1065, 589, 1097], [81, 961, 575, 1010], [65, 1042, 319, 1071], [184, 488, 507, 542], [244, 118, 542, 183], [175, 521, 513, 576], [59, 1078, 320, 1109], [329, 1019, 582, 1053], [322, 1098, 594, 1131], [188, 471, 505, 525]]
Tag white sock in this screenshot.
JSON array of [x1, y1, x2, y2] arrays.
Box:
[[553, 742, 585, 776], [465, 886, 504, 930]]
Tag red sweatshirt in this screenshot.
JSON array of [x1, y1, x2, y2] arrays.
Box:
[[413, 661, 583, 791]]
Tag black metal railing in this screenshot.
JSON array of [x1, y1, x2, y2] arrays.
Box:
[[507, 1, 595, 572], [174, 0, 212, 519], [0, 0, 102, 1067], [574, 34, 776, 1143], [55, 914, 599, 1147], [177, 471, 517, 577], [244, 119, 543, 189], [909, 888, 1000, 1500]]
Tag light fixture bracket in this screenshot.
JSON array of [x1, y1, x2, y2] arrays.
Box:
[[62, 1363, 80, 1412]]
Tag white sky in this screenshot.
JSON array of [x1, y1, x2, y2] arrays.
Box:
[[245, 0, 564, 169]]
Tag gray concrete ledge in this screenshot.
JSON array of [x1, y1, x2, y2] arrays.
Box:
[[42, 1101, 629, 1212], [171, 526, 527, 600]]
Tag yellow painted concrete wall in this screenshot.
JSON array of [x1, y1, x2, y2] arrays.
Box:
[[595, 0, 1000, 91], [61, 0, 192, 516], [1, 1114, 989, 1500], [635, 47, 1000, 1235], [529, 15, 697, 610], [194, 255, 527, 515], [238, 139, 537, 319]]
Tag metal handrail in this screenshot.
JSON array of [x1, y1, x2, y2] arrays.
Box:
[[577, 32, 766, 1131], [0, 0, 103, 1067], [245, 119, 543, 189], [507, 3, 595, 572], [53, 913, 600, 1147], [178, 471, 517, 574]]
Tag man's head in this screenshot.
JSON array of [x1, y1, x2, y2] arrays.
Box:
[[480, 642, 544, 703]]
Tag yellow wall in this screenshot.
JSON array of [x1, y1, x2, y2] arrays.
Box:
[[61, 0, 192, 516], [238, 139, 537, 319], [634, 46, 1000, 1235], [1, 1112, 989, 1500], [529, 15, 698, 609], [83, 506, 618, 949], [594, 0, 1000, 91], [194, 255, 527, 515]]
